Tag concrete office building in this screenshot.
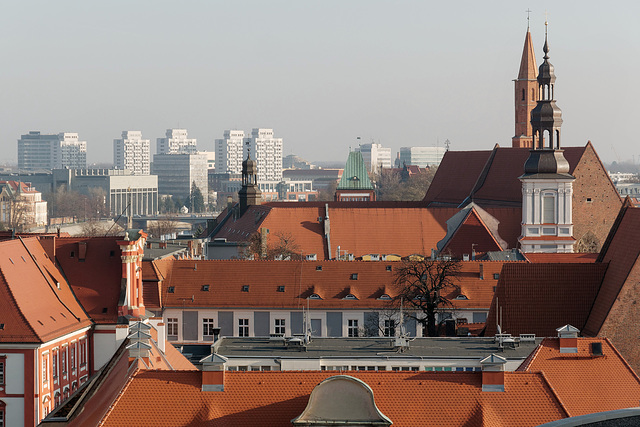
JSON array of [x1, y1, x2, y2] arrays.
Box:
[[215, 130, 245, 174], [152, 153, 208, 206], [356, 142, 391, 173], [156, 129, 197, 155], [396, 146, 446, 168], [52, 169, 158, 216], [18, 131, 87, 171], [245, 128, 284, 182], [113, 131, 151, 175]]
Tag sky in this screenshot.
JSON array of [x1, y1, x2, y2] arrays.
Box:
[[1, 1, 639, 166]]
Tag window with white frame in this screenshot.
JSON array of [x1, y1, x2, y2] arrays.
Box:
[[0, 358, 4, 385], [202, 318, 215, 337], [238, 318, 249, 337], [70, 343, 76, 371], [42, 354, 49, 384], [348, 319, 359, 337], [167, 318, 179, 337], [384, 319, 396, 337], [274, 318, 285, 335], [61, 347, 67, 374], [543, 192, 555, 223], [52, 350, 58, 380]]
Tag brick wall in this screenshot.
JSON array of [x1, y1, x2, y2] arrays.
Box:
[[572, 142, 622, 252]]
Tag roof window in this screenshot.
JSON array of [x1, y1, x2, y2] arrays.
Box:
[[316, 266, 323, 271], [309, 293, 322, 300], [378, 294, 392, 300], [70, 251, 75, 258], [21, 256, 26, 262], [0, 323, 4, 330], [351, 273, 358, 280], [9, 258, 13, 264], [242, 285, 250, 292], [455, 295, 468, 300], [277, 286, 285, 292], [343, 294, 358, 300], [102, 307, 108, 313], [386, 265, 392, 272], [110, 250, 115, 257], [201, 285, 210, 291], [493, 273, 499, 280], [168, 286, 175, 293]]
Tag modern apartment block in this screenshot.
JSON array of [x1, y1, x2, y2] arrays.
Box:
[[18, 131, 87, 171], [152, 153, 208, 206], [396, 146, 446, 168], [245, 128, 283, 181], [356, 142, 391, 173], [215, 130, 245, 174], [156, 129, 198, 155], [113, 131, 150, 175]]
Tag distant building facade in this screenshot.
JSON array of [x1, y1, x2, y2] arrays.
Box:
[[356, 143, 391, 173], [18, 131, 87, 171], [245, 128, 283, 181], [396, 146, 446, 168], [156, 129, 197, 155], [152, 153, 208, 206], [113, 130, 151, 175], [0, 180, 48, 228], [215, 130, 245, 174]]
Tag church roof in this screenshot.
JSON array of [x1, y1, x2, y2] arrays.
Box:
[[517, 29, 538, 80]]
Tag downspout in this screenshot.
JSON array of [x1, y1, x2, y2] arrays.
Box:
[[324, 203, 331, 259]]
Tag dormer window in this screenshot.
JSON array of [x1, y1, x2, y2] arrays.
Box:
[[343, 294, 358, 300], [378, 294, 392, 301], [309, 293, 322, 300], [351, 273, 358, 280], [167, 286, 175, 293], [201, 285, 210, 291], [455, 294, 468, 300], [242, 285, 250, 292]]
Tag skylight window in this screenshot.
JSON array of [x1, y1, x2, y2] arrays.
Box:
[[351, 273, 358, 280], [201, 285, 210, 292], [386, 265, 392, 272], [277, 286, 285, 292], [316, 266, 323, 271], [242, 285, 250, 292], [168, 286, 175, 293], [493, 273, 500, 280]]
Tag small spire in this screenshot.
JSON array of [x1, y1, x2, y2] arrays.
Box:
[[543, 15, 549, 59]]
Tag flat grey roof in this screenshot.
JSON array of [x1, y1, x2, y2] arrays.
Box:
[[210, 336, 542, 360]]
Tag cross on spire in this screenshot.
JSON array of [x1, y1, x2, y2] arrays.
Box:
[[526, 8, 532, 29]]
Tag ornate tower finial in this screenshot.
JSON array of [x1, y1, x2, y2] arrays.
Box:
[[543, 13, 549, 59]]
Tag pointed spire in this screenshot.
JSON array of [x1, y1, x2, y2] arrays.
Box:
[[517, 26, 537, 80]]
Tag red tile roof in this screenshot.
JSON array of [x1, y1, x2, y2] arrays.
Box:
[[519, 338, 640, 417], [485, 263, 607, 337], [441, 207, 505, 257], [583, 207, 640, 337], [0, 237, 92, 343], [156, 259, 510, 312], [524, 253, 598, 263], [423, 146, 586, 208], [54, 236, 124, 324], [213, 203, 463, 259], [100, 370, 567, 426]]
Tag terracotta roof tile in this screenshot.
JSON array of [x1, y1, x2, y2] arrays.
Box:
[[0, 238, 92, 343], [54, 236, 124, 324], [485, 263, 607, 337], [524, 253, 598, 263], [101, 370, 567, 426], [520, 338, 640, 416]]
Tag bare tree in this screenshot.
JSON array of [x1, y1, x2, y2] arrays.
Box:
[[392, 256, 461, 337], [7, 193, 29, 231], [147, 216, 179, 239], [244, 231, 302, 260]]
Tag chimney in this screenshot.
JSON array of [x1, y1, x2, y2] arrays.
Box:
[[201, 354, 228, 392], [556, 325, 579, 353], [480, 354, 507, 392], [148, 318, 165, 353]]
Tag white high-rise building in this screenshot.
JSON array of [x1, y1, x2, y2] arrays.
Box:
[[156, 129, 197, 155], [245, 128, 283, 182], [356, 142, 391, 173], [215, 130, 245, 174], [396, 146, 446, 168], [18, 131, 87, 171], [113, 131, 150, 175]]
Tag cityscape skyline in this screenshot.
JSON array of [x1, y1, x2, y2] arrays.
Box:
[[1, 1, 639, 166]]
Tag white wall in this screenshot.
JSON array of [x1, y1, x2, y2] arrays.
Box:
[[3, 353, 25, 394], [3, 397, 24, 427]]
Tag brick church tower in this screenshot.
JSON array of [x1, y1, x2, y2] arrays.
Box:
[[512, 23, 538, 148]]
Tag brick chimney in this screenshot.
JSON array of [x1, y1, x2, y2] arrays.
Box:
[[480, 354, 507, 392], [200, 354, 228, 392], [556, 324, 579, 353]]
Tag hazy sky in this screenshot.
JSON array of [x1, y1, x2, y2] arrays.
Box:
[[2, 1, 639, 165]]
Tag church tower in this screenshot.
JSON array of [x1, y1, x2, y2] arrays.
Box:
[[512, 22, 538, 148], [238, 145, 262, 216], [519, 22, 575, 253]]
